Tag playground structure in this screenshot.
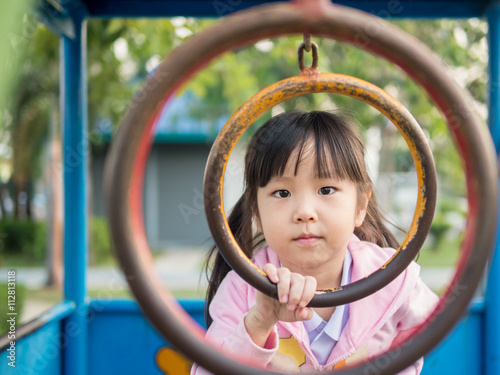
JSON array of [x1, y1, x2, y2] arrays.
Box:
[[1, 0, 500, 374]]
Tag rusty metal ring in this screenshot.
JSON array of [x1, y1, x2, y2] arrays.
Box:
[[204, 72, 437, 307], [298, 41, 318, 70], [104, 1, 498, 374]]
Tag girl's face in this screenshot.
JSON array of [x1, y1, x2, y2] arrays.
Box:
[[255, 142, 369, 279]]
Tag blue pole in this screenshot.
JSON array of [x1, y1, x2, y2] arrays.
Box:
[[489, 2, 500, 151], [486, 3, 500, 375], [61, 11, 88, 375]]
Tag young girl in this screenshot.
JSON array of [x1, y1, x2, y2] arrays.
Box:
[[191, 110, 439, 374]]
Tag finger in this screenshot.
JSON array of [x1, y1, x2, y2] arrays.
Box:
[[298, 307, 313, 320], [277, 268, 291, 304], [262, 263, 279, 284], [287, 273, 305, 310], [298, 276, 317, 308]]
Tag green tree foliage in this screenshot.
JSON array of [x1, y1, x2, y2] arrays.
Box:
[[9, 23, 58, 217], [0, 1, 34, 107], [87, 19, 177, 131]]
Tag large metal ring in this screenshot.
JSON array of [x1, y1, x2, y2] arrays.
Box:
[[104, 1, 498, 374], [204, 72, 437, 307]]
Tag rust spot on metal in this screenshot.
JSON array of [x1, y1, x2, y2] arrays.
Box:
[[299, 67, 320, 77]]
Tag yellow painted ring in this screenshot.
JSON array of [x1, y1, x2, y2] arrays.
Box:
[[204, 72, 437, 307]]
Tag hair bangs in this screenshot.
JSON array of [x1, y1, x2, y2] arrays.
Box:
[[247, 112, 312, 188], [245, 110, 369, 196], [306, 112, 367, 184]]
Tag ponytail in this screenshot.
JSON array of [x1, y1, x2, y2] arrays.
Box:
[[354, 192, 400, 249], [203, 194, 261, 327]]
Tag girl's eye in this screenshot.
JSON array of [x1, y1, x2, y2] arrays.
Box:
[[319, 186, 336, 195], [272, 190, 291, 198]]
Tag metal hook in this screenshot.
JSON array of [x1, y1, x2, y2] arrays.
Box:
[[303, 33, 312, 52], [298, 41, 318, 71]]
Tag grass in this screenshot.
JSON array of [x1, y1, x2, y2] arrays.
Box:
[[1, 253, 46, 268], [0, 283, 27, 334], [416, 238, 461, 268], [4, 247, 169, 269], [24, 286, 63, 306]]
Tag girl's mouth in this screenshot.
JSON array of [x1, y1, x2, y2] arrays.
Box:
[[294, 234, 321, 246]]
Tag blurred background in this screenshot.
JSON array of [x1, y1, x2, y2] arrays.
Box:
[[0, 5, 487, 332]]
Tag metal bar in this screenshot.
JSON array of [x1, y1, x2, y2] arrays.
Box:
[[488, 2, 500, 150], [486, 3, 500, 375], [81, 0, 489, 19], [0, 301, 75, 352], [61, 10, 88, 375]]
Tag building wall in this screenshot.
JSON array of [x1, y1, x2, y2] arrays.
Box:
[[92, 141, 245, 249], [154, 143, 212, 247]]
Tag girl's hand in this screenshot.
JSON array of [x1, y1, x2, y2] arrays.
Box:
[[244, 263, 317, 347]]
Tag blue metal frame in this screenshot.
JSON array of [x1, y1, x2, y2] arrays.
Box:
[[486, 4, 500, 375], [37, 0, 498, 21], [79, 0, 494, 18], [0, 302, 74, 375], [61, 8, 88, 375]]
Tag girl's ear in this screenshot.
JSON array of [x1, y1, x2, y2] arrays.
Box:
[[355, 190, 371, 227]]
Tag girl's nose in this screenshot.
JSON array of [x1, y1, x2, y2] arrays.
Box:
[[293, 202, 318, 223]]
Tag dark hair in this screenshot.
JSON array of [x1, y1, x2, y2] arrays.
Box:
[[204, 110, 399, 327]]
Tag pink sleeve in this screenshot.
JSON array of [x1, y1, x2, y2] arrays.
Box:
[[397, 277, 439, 332], [394, 359, 424, 375], [393, 277, 440, 375], [191, 271, 279, 375]]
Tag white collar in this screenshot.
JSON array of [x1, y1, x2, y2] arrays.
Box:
[[303, 249, 352, 341]]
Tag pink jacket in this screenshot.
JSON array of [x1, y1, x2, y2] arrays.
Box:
[[192, 236, 439, 374]]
